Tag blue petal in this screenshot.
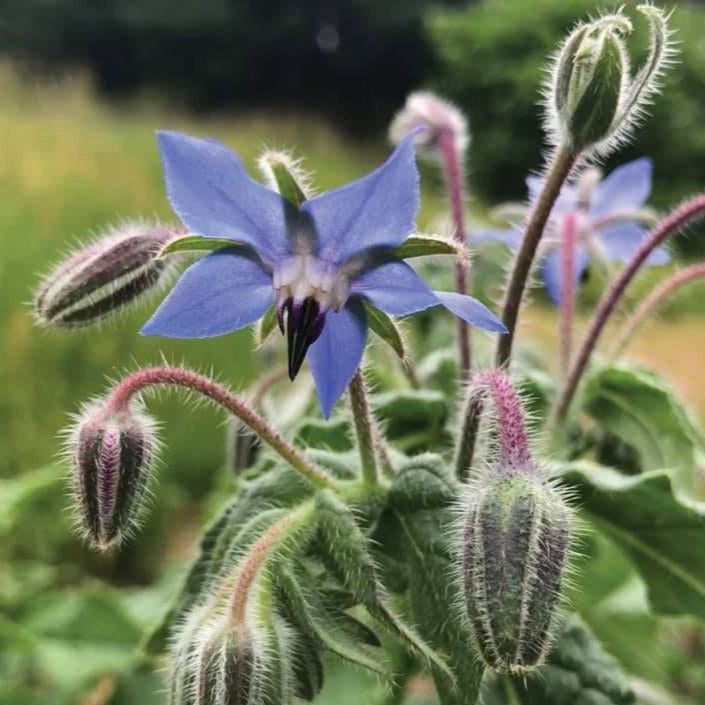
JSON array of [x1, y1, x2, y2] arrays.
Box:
[[350, 260, 439, 315], [301, 132, 419, 265], [432, 291, 507, 332], [526, 175, 576, 213], [350, 259, 506, 332], [590, 158, 652, 219], [141, 249, 273, 337], [307, 299, 368, 419], [540, 246, 590, 305], [471, 228, 523, 250], [157, 131, 292, 262], [597, 221, 670, 265]]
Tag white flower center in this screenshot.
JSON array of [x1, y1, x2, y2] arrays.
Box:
[[273, 254, 350, 311]]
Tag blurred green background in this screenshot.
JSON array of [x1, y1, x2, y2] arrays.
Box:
[[3, 1, 705, 703]]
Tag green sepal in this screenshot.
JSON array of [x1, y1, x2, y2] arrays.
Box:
[[156, 235, 249, 259], [363, 302, 407, 360], [390, 235, 465, 261], [268, 161, 308, 208], [255, 306, 279, 345], [291, 632, 324, 701], [276, 565, 390, 677]]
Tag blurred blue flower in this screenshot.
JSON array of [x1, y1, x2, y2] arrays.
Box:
[[473, 158, 670, 304], [142, 131, 505, 417]]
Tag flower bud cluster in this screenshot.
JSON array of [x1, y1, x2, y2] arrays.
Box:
[[459, 370, 574, 673]]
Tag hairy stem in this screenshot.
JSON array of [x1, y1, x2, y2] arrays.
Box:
[[496, 146, 578, 367], [348, 368, 379, 486], [553, 194, 705, 423], [559, 212, 578, 376], [613, 262, 705, 355], [439, 129, 472, 378], [104, 365, 333, 488]]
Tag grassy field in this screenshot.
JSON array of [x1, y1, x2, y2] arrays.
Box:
[[2, 61, 705, 490]]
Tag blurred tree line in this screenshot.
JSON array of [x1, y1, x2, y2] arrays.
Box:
[[2, 0, 705, 252]]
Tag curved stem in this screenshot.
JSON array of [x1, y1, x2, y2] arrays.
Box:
[[348, 368, 379, 486], [439, 129, 471, 378], [104, 366, 333, 488], [613, 262, 705, 355], [553, 194, 705, 424], [496, 146, 578, 367]]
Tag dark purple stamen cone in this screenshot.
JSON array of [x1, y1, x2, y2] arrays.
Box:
[[71, 402, 157, 549], [281, 297, 326, 380], [35, 223, 174, 328]]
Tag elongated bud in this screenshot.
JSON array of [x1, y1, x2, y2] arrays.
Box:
[[459, 370, 573, 673], [389, 91, 469, 160], [35, 222, 175, 328], [67, 399, 158, 550], [257, 150, 312, 208], [547, 5, 674, 155]]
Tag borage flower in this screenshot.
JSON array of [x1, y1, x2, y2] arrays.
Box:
[[473, 158, 670, 304], [142, 131, 505, 417]]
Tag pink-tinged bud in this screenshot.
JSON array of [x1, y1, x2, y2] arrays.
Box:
[[389, 91, 469, 160], [67, 399, 158, 550], [458, 370, 574, 673], [35, 222, 175, 329]]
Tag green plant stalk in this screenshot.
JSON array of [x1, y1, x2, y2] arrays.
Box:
[[348, 368, 379, 486], [495, 145, 578, 367]]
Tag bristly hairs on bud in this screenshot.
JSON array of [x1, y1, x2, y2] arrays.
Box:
[[543, 4, 676, 158], [453, 369, 577, 674], [34, 220, 180, 329], [62, 395, 160, 550], [389, 91, 469, 161]]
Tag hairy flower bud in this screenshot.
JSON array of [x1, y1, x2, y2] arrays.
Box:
[[35, 222, 175, 328], [67, 399, 158, 549], [546, 5, 674, 155], [462, 474, 572, 673], [458, 370, 573, 673]]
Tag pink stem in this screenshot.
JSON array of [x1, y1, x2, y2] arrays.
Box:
[[553, 194, 705, 423], [439, 128, 471, 378], [104, 366, 332, 487], [559, 213, 578, 376], [614, 262, 705, 354]]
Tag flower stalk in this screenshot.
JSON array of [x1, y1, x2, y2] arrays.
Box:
[[553, 194, 705, 424], [348, 368, 379, 486], [496, 146, 578, 367], [104, 366, 333, 488], [613, 262, 705, 355]]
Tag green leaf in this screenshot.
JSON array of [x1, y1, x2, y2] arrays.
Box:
[[583, 364, 702, 488], [373, 390, 450, 454], [563, 461, 705, 619], [156, 234, 249, 258], [481, 615, 635, 705], [363, 302, 406, 360], [390, 235, 465, 260], [0, 465, 64, 537], [294, 419, 353, 452]]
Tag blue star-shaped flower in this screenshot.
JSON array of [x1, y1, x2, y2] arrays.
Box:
[[142, 131, 505, 417], [473, 158, 670, 305]]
